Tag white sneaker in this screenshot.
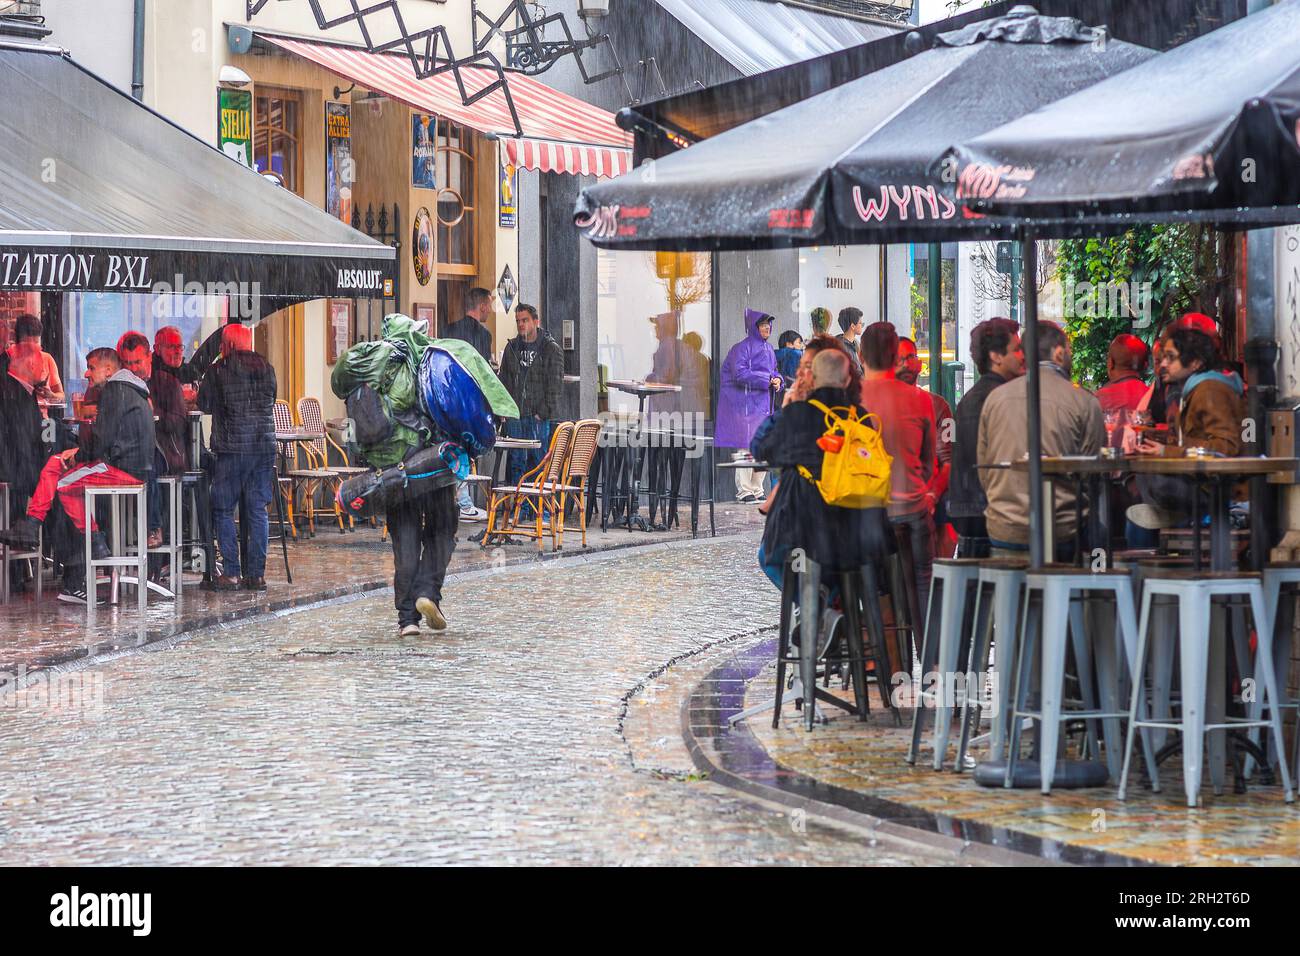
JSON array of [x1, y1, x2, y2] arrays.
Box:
[[399, 624, 420, 638], [459, 506, 487, 522]]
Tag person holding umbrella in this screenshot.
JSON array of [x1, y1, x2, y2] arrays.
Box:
[[717, 309, 781, 503]]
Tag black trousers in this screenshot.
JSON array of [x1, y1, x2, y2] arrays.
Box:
[[387, 484, 459, 626]]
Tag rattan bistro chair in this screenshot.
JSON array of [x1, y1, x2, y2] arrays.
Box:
[[554, 419, 602, 549], [274, 400, 337, 537], [484, 422, 576, 552], [297, 396, 367, 532]]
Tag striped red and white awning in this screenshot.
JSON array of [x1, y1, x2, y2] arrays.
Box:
[[501, 137, 630, 178], [264, 35, 633, 179]]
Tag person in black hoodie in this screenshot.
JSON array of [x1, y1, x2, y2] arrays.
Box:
[[498, 303, 564, 490], [752, 338, 895, 591], [199, 323, 277, 592], [0, 347, 155, 604]]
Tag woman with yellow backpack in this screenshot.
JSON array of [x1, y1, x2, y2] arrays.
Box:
[[752, 335, 896, 593]]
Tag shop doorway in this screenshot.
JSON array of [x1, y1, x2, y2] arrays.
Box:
[[438, 278, 469, 335]]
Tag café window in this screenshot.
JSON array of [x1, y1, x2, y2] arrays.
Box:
[[436, 119, 476, 268], [597, 249, 712, 418], [253, 90, 302, 195]]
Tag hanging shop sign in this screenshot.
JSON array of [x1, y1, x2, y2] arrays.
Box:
[[0, 246, 393, 299], [326, 102, 353, 223], [412, 207, 434, 287], [499, 159, 517, 229], [412, 114, 437, 190], [497, 265, 517, 313], [218, 88, 253, 167]]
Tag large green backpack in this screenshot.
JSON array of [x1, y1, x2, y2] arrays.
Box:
[[330, 338, 429, 468]]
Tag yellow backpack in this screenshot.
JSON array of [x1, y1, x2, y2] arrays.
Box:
[[797, 399, 892, 509]]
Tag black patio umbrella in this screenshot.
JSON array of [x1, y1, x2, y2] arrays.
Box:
[[944, 0, 1300, 225], [574, 6, 1155, 252], [940, 0, 1300, 569]]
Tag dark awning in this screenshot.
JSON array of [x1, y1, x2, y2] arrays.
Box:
[[651, 0, 901, 77], [945, 0, 1300, 224], [575, 10, 1154, 251], [622, 0, 1245, 161], [0, 40, 395, 299]]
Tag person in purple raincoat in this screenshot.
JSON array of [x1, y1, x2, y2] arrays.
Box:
[[716, 309, 781, 502]]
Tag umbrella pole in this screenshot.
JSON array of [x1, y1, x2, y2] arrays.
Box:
[[1021, 234, 1044, 569], [927, 243, 942, 399]]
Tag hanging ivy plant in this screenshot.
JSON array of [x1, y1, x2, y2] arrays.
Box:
[[1055, 223, 1226, 389]]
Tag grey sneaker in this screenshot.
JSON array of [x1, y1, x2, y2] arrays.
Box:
[[416, 597, 446, 631], [399, 623, 420, 638], [1126, 503, 1183, 531]]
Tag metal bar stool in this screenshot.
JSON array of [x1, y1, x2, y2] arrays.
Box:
[[146, 475, 184, 597], [1118, 570, 1295, 807], [1005, 568, 1140, 793], [908, 558, 982, 770], [956, 559, 1027, 772], [769, 555, 894, 731], [85, 484, 149, 612], [1246, 564, 1300, 784], [1, 481, 44, 603]]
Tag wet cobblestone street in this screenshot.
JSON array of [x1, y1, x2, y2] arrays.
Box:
[[0, 535, 946, 866]]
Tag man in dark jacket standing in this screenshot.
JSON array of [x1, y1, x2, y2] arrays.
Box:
[[948, 318, 1024, 555], [0, 347, 155, 604], [499, 303, 563, 489], [442, 287, 495, 521], [198, 324, 276, 592], [443, 287, 495, 364]]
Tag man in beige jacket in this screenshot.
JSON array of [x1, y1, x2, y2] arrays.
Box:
[[978, 322, 1106, 560]]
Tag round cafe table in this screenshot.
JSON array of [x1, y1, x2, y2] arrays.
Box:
[[605, 381, 683, 532]]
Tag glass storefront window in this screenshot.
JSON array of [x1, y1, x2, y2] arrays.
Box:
[[910, 245, 958, 390], [436, 119, 476, 267], [596, 249, 712, 420], [254, 91, 301, 194], [60, 292, 212, 400]]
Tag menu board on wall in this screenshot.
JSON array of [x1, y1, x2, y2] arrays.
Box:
[[328, 299, 352, 365], [326, 102, 353, 223]]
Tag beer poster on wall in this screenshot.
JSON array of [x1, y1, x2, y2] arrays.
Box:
[[326, 102, 353, 223], [218, 88, 253, 167], [412, 114, 437, 190], [499, 159, 517, 229]]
